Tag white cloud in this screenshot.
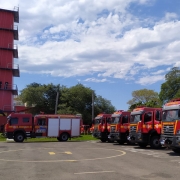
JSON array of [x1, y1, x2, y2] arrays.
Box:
[[136, 75, 165, 85], [84, 78, 108, 83], [1, 0, 180, 86], [164, 12, 178, 21]]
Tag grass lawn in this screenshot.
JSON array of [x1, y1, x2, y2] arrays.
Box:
[[0, 134, 98, 142]]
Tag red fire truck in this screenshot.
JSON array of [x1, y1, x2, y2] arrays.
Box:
[[81, 125, 90, 134], [128, 106, 162, 148], [92, 113, 111, 142], [160, 98, 180, 153], [108, 110, 130, 144], [0, 109, 7, 133], [5, 113, 82, 142]]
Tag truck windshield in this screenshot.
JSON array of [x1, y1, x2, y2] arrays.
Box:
[[111, 117, 120, 124], [130, 114, 142, 123], [162, 110, 180, 122], [94, 118, 101, 124]]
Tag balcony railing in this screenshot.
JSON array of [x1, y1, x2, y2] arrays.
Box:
[[0, 63, 20, 77], [13, 25, 18, 40], [0, 25, 18, 40], [13, 6, 19, 23], [0, 83, 18, 95], [2, 105, 15, 112], [8, 44, 18, 58], [0, 44, 18, 58]]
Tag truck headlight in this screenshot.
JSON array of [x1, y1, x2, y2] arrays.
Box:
[[177, 130, 180, 134]]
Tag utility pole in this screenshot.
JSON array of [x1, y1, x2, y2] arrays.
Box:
[[92, 90, 94, 121], [55, 84, 60, 114]]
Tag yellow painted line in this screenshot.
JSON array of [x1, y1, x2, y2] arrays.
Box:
[[74, 171, 115, 175], [65, 151, 72, 154], [0, 148, 126, 163], [49, 152, 55, 155]]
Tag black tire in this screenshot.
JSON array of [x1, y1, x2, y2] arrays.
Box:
[[150, 136, 161, 149], [107, 139, 114, 143], [60, 133, 69, 141], [117, 140, 125, 145], [14, 133, 25, 142], [101, 138, 107, 142], [138, 142, 148, 148], [57, 137, 61, 141], [172, 148, 180, 153]]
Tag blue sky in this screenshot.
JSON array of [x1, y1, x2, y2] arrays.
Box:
[[1, 0, 180, 111]]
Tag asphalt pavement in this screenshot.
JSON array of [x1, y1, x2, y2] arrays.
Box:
[[0, 140, 179, 180]]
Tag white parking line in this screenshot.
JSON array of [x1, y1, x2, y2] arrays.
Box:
[[74, 171, 115, 175]]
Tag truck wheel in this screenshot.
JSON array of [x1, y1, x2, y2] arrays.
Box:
[[172, 148, 180, 153], [107, 139, 114, 143], [138, 143, 147, 148], [60, 133, 69, 141], [14, 133, 24, 142], [101, 138, 107, 142], [117, 140, 125, 145], [150, 136, 161, 149], [57, 137, 61, 141]]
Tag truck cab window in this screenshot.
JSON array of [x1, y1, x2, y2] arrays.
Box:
[[10, 117, 18, 125], [122, 115, 128, 124], [37, 119, 46, 125], [155, 111, 161, 121], [23, 118, 30, 123], [107, 117, 111, 123], [144, 112, 152, 123]]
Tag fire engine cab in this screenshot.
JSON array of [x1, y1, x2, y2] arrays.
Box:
[[108, 110, 130, 144], [92, 113, 111, 142], [5, 113, 82, 142], [160, 98, 180, 153], [128, 106, 162, 148]]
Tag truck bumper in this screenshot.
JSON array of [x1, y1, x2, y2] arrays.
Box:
[[108, 132, 119, 141], [5, 132, 13, 139], [171, 136, 180, 148], [92, 132, 101, 139], [128, 132, 137, 143], [160, 136, 173, 148]]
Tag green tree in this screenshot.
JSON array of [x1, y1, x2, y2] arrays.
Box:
[[159, 67, 180, 104], [19, 83, 60, 114], [58, 84, 116, 124], [94, 95, 115, 115], [19, 83, 116, 124], [127, 89, 161, 111]]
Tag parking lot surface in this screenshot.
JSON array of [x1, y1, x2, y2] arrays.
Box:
[[0, 140, 179, 180]]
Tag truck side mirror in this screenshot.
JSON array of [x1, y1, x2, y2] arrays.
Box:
[[178, 110, 180, 117], [155, 111, 161, 121]]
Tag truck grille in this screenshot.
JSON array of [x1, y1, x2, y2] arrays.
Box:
[[130, 126, 136, 133], [94, 127, 98, 132], [110, 126, 116, 132], [162, 125, 174, 137]]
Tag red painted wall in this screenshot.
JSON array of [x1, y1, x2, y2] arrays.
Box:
[[0, 9, 16, 112], [0, 30, 14, 48], [0, 11, 14, 29]]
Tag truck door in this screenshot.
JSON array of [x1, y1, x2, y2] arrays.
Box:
[[47, 118, 59, 137], [71, 118, 80, 136], [35, 118, 47, 137], [153, 110, 161, 134], [143, 111, 153, 133], [121, 115, 129, 133]]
